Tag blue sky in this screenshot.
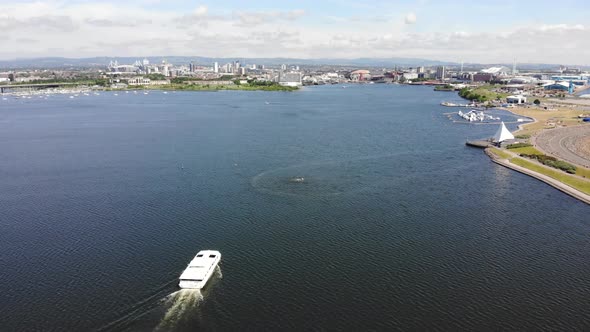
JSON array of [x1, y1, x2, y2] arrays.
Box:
[[0, 0, 589, 64]]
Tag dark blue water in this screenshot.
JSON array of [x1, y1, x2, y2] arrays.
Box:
[[1, 86, 589, 331]]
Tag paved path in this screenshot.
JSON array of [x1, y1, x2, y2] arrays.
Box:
[[485, 149, 590, 204], [533, 125, 590, 168]]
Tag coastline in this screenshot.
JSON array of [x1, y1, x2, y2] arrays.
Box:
[[458, 94, 590, 204], [485, 148, 590, 204]]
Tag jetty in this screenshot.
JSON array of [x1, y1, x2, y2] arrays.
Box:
[[466, 140, 494, 148]]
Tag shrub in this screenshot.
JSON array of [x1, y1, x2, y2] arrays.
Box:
[[515, 134, 531, 139], [507, 143, 532, 149], [520, 154, 577, 174]]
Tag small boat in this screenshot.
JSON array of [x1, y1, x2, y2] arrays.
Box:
[[179, 250, 221, 289]]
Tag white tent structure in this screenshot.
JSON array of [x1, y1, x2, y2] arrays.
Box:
[[493, 122, 514, 143]]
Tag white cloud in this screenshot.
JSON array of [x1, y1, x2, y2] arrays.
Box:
[[405, 12, 416, 24], [194, 5, 208, 16], [0, 1, 588, 65]]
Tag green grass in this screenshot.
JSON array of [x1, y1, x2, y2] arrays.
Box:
[[576, 167, 590, 179], [459, 85, 509, 102], [489, 148, 513, 159], [510, 158, 590, 195], [509, 146, 543, 155]]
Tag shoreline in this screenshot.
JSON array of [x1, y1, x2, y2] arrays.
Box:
[[485, 148, 590, 204], [458, 93, 590, 204]]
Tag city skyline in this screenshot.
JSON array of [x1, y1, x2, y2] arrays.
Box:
[[1, 0, 589, 65]]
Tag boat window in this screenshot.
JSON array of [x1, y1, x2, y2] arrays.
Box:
[[197, 254, 203, 257], [209, 254, 216, 258]]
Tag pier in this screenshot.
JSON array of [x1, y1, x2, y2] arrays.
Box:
[[466, 140, 494, 148]]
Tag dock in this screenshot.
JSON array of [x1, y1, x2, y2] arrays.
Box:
[[466, 140, 494, 148]]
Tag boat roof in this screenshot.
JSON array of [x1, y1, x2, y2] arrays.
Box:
[[179, 250, 221, 281]]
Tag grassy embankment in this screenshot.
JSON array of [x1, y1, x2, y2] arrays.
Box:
[[488, 147, 590, 194], [458, 85, 508, 103]]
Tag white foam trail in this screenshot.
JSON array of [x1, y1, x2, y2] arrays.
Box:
[[155, 290, 204, 331]]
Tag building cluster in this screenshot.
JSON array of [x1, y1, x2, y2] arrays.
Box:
[[102, 58, 304, 87], [2, 58, 588, 97]]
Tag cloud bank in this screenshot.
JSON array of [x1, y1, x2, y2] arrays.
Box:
[[0, 1, 588, 65]]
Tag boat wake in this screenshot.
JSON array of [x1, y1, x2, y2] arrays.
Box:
[[98, 267, 223, 331], [154, 290, 204, 331]]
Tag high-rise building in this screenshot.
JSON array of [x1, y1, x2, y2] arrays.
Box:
[[417, 66, 425, 74], [281, 64, 287, 71], [214, 62, 219, 73], [436, 66, 446, 80]]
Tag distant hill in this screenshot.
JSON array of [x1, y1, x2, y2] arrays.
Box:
[[0, 56, 457, 69]]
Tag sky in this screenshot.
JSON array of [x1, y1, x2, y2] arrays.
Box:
[[1, 0, 589, 64]]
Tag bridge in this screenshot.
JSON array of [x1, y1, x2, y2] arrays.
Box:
[[0, 82, 79, 93]]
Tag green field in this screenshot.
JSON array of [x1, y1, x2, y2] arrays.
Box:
[[459, 85, 508, 102], [489, 148, 512, 159], [510, 158, 590, 195], [509, 146, 543, 155]]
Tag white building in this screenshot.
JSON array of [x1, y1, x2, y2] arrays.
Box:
[[279, 72, 302, 87], [506, 95, 527, 104], [403, 72, 418, 80], [127, 77, 151, 85], [214, 62, 219, 73]]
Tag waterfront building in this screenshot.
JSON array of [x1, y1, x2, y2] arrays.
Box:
[[350, 69, 371, 81], [417, 66, 425, 74], [543, 82, 570, 91], [402, 72, 418, 80], [127, 77, 151, 85], [214, 62, 219, 73], [278, 72, 302, 87]]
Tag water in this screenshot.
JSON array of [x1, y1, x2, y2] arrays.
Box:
[[1, 86, 589, 331]]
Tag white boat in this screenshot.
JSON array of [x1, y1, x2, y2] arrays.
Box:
[[179, 250, 221, 289]]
